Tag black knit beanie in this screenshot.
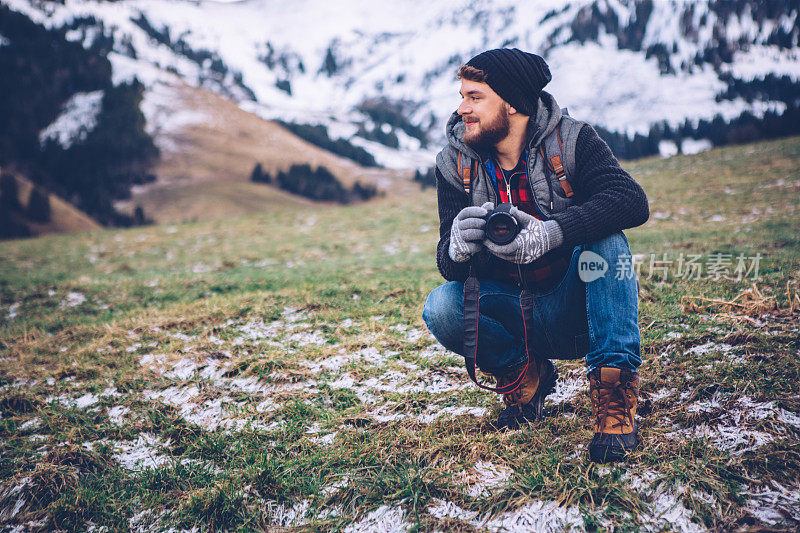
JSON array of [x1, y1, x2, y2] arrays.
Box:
[[465, 48, 551, 116]]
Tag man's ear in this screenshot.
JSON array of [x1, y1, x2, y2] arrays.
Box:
[[506, 103, 517, 115]]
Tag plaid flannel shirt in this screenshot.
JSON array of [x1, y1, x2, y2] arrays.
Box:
[[487, 155, 571, 287]]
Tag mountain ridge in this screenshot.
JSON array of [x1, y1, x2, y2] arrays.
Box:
[[4, 0, 799, 165]]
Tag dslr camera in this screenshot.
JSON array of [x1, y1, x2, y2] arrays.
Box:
[[484, 203, 519, 245]]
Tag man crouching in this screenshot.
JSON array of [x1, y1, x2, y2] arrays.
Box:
[[422, 48, 649, 463]]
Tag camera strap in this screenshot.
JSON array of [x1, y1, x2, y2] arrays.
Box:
[[462, 261, 535, 394]]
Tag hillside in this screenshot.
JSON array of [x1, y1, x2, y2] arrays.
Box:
[[114, 80, 415, 224], [4, 0, 798, 232], [5, 0, 798, 162], [0, 171, 101, 237], [0, 137, 798, 530]]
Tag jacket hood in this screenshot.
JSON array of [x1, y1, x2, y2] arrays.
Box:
[[444, 90, 563, 160]]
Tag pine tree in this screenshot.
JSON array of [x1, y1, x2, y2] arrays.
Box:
[[321, 46, 338, 76], [0, 207, 31, 239], [133, 205, 148, 225], [0, 173, 21, 211], [26, 186, 51, 223], [250, 163, 270, 183]]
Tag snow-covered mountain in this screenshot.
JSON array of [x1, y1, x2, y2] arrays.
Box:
[[5, 0, 799, 167]]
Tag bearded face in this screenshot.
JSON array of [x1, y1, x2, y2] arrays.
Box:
[[462, 102, 511, 150]]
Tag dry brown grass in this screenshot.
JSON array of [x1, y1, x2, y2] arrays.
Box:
[[2, 171, 101, 236], [682, 283, 800, 326], [117, 82, 417, 224]]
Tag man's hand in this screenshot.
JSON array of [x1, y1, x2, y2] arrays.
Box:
[[484, 206, 563, 264], [449, 202, 493, 263]]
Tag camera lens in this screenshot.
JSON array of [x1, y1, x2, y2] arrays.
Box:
[[490, 220, 512, 237], [485, 209, 519, 245]]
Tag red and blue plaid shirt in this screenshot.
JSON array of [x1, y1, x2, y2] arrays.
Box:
[[487, 153, 571, 287]]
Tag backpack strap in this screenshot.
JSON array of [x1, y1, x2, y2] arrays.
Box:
[[457, 151, 477, 196], [539, 126, 574, 198], [462, 263, 532, 395]]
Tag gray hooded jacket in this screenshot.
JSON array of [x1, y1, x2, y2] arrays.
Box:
[[436, 90, 584, 219], [432, 91, 650, 283]]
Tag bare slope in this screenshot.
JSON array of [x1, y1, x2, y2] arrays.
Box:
[[2, 172, 101, 236], [116, 82, 415, 224]]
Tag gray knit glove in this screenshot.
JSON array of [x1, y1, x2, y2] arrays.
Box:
[[484, 206, 564, 264], [449, 202, 493, 263]]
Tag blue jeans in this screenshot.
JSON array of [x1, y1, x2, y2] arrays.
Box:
[[422, 232, 641, 376]]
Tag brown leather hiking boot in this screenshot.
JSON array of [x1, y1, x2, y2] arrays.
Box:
[[588, 367, 640, 462], [494, 359, 557, 430]]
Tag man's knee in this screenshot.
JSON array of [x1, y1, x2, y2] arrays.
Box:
[[423, 282, 460, 323], [584, 231, 631, 259], [422, 281, 463, 337]]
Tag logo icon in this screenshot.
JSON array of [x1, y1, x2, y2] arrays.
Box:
[[578, 251, 608, 283]]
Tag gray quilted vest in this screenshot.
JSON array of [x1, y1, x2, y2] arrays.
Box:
[[436, 90, 586, 219]]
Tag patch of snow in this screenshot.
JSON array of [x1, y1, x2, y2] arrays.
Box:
[[305, 354, 356, 373], [389, 324, 429, 343], [39, 91, 104, 149], [745, 481, 800, 525], [371, 404, 488, 424], [19, 418, 41, 432], [6, 302, 20, 320], [428, 499, 479, 521], [75, 393, 100, 409], [724, 45, 800, 81], [144, 385, 260, 432], [107, 405, 130, 425], [46, 392, 99, 409], [659, 140, 678, 157], [144, 385, 200, 407], [282, 307, 310, 323], [430, 497, 591, 532], [287, 329, 328, 346], [191, 262, 213, 273], [138, 75, 208, 153], [343, 505, 407, 533], [0, 478, 28, 519], [268, 499, 311, 528], [311, 431, 338, 446], [108, 434, 171, 471], [419, 343, 449, 359], [382, 243, 401, 255], [167, 357, 200, 380], [669, 423, 773, 455], [672, 394, 800, 454], [645, 485, 705, 533], [483, 500, 586, 532], [686, 342, 733, 356], [625, 470, 661, 493], [649, 388, 674, 402], [681, 138, 712, 155], [60, 292, 86, 308], [140, 353, 167, 371], [547, 370, 584, 405], [464, 461, 512, 498]]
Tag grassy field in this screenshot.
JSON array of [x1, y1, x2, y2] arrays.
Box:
[[1, 136, 798, 531]]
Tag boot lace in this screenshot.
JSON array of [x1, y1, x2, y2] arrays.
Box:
[[595, 380, 634, 431]]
